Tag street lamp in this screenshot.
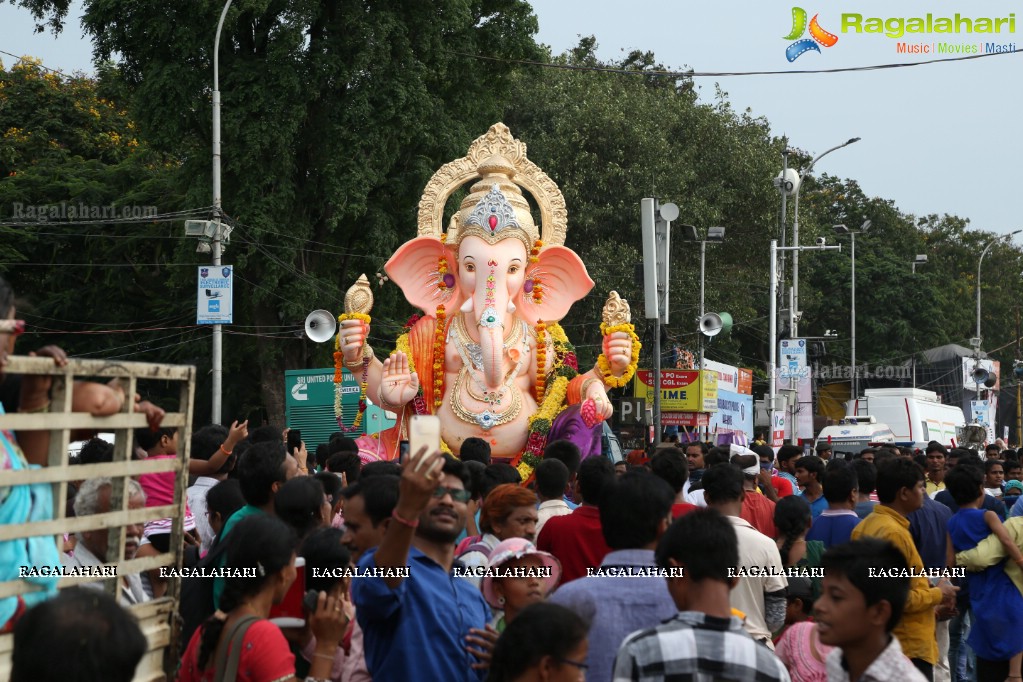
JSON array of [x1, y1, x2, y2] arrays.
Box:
[[768, 239, 841, 446], [833, 220, 871, 399], [976, 229, 1022, 349], [790, 137, 860, 338], [911, 254, 927, 274], [208, 0, 234, 424]]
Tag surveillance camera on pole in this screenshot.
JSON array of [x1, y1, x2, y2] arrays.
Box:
[[774, 168, 800, 196]]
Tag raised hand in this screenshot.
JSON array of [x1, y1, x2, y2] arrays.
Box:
[[396, 445, 445, 519], [224, 419, 249, 449], [20, 344, 69, 405], [603, 330, 634, 375], [379, 352, 420, 408], [339, 318, 369, 365]]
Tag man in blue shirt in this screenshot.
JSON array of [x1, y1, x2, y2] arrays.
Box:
[[550, 471, 678, 682], [807, 462, 860, 548], [352, 449, 492, 681], [795, 455, 828, 519]]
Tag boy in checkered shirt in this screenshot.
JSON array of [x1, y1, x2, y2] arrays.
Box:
[[612, 509, 791, 682]]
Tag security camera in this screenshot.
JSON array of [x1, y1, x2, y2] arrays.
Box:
[[815, 237, 827, 246]]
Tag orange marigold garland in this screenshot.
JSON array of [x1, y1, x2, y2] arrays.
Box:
[[535, 320, 547, 402], [433, 305, 446, 409], [525, 239, 544, 305]]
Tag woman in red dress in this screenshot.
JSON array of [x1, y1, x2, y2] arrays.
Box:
[[177, 514, 348, 682]]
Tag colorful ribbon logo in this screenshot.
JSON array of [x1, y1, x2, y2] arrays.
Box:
[[784, 7, 838, 62]]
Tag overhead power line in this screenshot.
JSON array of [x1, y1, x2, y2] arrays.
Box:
[[452, 47, 1022, 78]]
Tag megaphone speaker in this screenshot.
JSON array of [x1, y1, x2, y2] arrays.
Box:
[[699, 313, 723, 337], [984, 375, 997, 388], [305, 309, 338, 343], [699, 312, 733, 338], [971, 366, 989, 384]]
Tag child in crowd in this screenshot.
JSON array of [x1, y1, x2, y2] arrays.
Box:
[[774, 577, 832, 682], [946, 464, 1023, 680], [136, 420, 247, 551], [815, 539, 928, 682], [480, 538, 561, 633], [612, 509, 790, 681]]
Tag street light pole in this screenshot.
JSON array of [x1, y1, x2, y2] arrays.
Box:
[[768, 240, 842, 445], [769, 240, 778, 422], [790, 137, 860, 338], [833, 222, 869, 399], [851, 231, 856, 398], [699, 239, 706, 371], [211, 0, 233, 425]]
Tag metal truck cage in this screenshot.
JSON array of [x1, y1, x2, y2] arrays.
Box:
[[0, 355, 195, 681]]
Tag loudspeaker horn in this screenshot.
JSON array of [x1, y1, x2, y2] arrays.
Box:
[[984, 375, 997, 388], [305, 309, 337, 343], [699, 312, 733, 337], [970, 365, 989, 384]]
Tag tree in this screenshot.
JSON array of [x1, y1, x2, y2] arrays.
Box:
[[0, 57, 200, 409], [502, 38, 781, 376], [9, 0, 541, 425]]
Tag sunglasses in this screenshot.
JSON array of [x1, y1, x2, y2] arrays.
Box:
[[431, 486, 472, 503], [0, 320, 25, 336]]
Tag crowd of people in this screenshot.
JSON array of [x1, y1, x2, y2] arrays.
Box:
[[5, 273, 1023, 681], [3, 398, 1022, 681]]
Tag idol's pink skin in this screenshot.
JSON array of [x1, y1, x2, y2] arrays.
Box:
[[346, 233, 631, 458]]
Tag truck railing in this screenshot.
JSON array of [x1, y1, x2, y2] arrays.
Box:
[[0, 355, 195, 682]]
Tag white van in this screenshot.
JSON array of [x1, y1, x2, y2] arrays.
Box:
[[848, 388, 965, 450], [815, 416, 897, 458]]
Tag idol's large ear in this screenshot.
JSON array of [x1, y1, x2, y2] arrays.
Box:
[[384, 236, 463, 314], [514, 245, 594, 324]]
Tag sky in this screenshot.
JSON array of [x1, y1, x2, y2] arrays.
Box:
[[1, 0, 1020, 235]]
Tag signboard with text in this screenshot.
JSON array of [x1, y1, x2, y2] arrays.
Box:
[[778, 339, 813, 441], [634, 370, 703, 412], [707, 388, 754, 440], [197, 265, 233, 324]]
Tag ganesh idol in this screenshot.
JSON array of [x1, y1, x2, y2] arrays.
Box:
[[333, 124, 639, 478]]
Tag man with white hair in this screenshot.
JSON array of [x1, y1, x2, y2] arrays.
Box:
[[62, 477, 149, 606]]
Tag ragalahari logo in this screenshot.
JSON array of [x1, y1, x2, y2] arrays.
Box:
[[784, 7, 839, 61]]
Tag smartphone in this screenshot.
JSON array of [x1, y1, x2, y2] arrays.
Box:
[[302, 589, 320, 614], [287, 429, 302, 454], [399, 440, 410, 465], [408, 415, 441, 461], [268, 556, 306, 628]]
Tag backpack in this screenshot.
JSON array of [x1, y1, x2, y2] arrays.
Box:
[[179, 533, 234, 647]]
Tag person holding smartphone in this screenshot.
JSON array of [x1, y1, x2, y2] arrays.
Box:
[[350, 444, 496, 681]]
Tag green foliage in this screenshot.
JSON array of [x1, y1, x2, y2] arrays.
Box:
[[503, 38, 780, 372], [4, 11, 1023, 425], [4, 0, 541, 423]]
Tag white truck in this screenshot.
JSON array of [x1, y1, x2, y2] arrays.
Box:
[[848, 388, 966, 451], [815, 416, 898, 457]]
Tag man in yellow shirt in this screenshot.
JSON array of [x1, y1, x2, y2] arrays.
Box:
[[852, 458, 958, 680]]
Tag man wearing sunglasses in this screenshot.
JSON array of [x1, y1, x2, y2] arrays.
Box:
[[352, 447, 495, 681]]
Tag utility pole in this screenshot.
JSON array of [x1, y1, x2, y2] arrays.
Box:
[[1017, 307, 1021, 446], [641, 198, 678, 447], [768, 240, 841, 445], [210, 0, 233, 425]]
